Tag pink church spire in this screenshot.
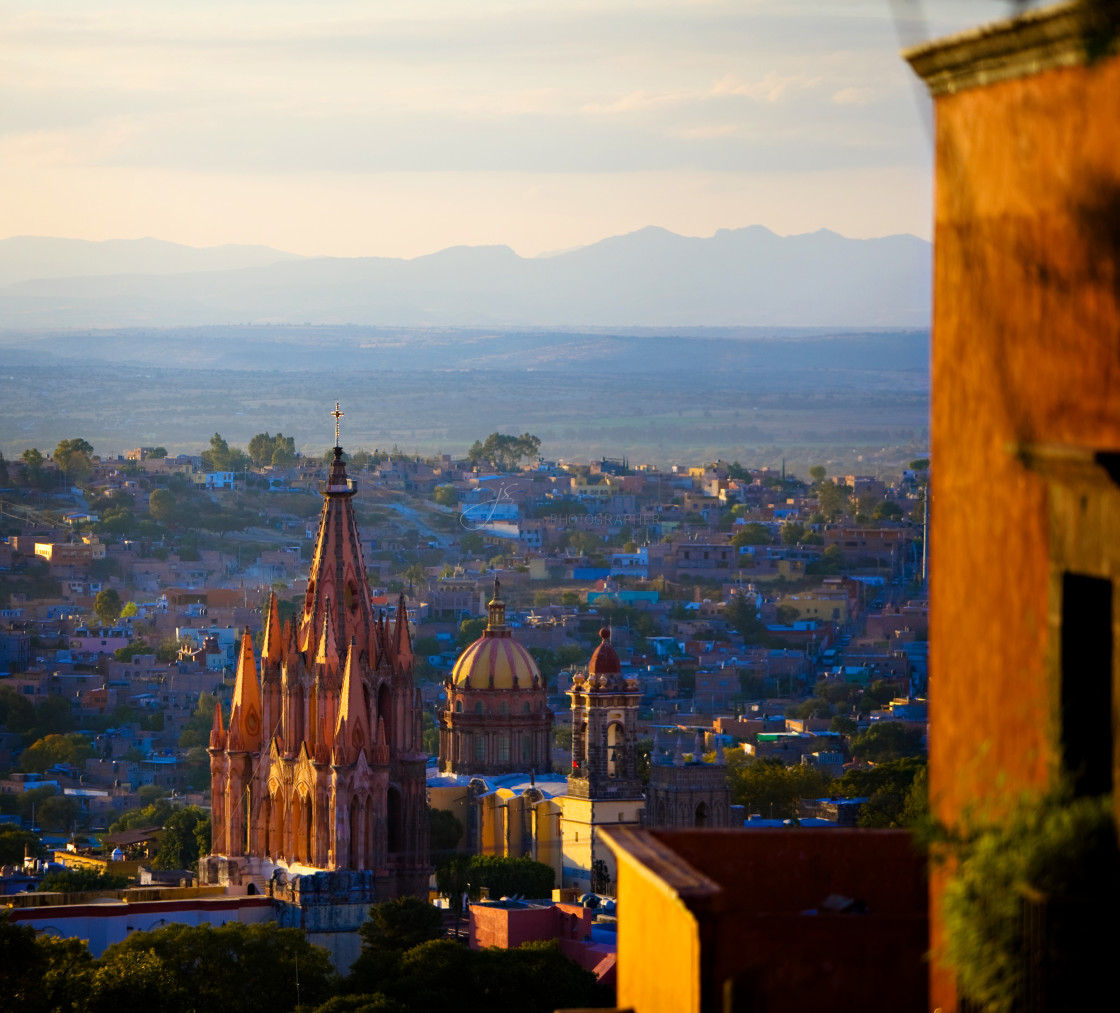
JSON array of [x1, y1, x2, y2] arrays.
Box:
[[227, 628, 262, 752]]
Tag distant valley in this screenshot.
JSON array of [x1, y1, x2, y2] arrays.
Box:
[[0, 227, 930, 472]]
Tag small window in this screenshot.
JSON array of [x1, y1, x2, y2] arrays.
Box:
[[474, 736, 485, 760], [455, 700, 462, 713]]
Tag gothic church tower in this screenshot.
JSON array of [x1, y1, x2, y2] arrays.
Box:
[[202, 409, 429, 903]]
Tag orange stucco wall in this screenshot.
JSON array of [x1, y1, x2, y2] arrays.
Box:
[[928, 43, 1120, 1011]]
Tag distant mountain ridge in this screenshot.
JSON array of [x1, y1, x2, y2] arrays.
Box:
[[0, 226, 930, 329]]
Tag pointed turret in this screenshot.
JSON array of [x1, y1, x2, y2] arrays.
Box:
[[316, 597, 341, 681], [334, 637, 370, 765], [284, 617, 301, 670], [692, 730, 705, 762], [393, 593, 413, 670], [227, 628, 263, 752], [262, 592, 283, 668], [209, 699, 226, 751]]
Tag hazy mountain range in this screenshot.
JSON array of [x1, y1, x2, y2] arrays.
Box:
[[0, 226, 930, 330]]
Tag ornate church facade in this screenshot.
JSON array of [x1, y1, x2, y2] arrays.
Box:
[[201, 435, 429, 904]]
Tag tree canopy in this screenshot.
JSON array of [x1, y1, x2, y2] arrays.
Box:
[[248, 431, 297, 467], [19, 733, 93, 774], [467, 432, 541, 471], [94, 921, 335, 1013], [850, 721, 925, 762], [724, 754, 833, 820], [94, 588, 123, 625], [200, 433, 250, 472], [54, 438, 94, 481]]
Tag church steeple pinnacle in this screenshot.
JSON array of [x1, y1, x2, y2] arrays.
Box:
[[227, 627, 262, 752], [262, 591, 283, 668], [393, 592, 413, 670], [299, 401, 377, 662], [334, 637, 369, 765]]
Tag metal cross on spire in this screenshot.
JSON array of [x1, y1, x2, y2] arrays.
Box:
[[331, 402, 344, 447]]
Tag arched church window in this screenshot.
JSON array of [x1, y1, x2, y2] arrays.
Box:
[[455, 700, 463, 713], [500, 700, 509, 716], [475, 735, 486, 760], [498, 733, 510, 762], [475, 701, 483, 714]]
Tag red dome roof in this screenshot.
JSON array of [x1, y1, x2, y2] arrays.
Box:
[[588, 627, 621, 677]]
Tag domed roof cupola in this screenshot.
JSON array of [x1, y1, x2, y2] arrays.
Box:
[[451, 578, 541, 690], [588, 627, 623, 688]]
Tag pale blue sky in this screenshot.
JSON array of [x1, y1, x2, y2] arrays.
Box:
[[2, 0, 1017, 257]]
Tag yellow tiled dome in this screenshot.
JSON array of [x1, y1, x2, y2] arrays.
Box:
[[450, 577, 541, 690], [451, 634, 541, 690]]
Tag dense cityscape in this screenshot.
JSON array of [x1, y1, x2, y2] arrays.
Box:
[[4, 3, 1120, 1012]]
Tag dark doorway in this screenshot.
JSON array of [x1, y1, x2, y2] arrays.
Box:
[[1061, 573, 1113, 796]]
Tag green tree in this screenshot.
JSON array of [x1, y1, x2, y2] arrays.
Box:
[[850, 721, 925, 762], [310, 995, 406, 1013], [466, 854, 555, 899], [731, 523, 772, 548], [432, 485, 457, 507], [94, 588, 123, 625], [149, 446, 168, 459], [874, 500, 904, 521], [835, 757, 927, 826], [781, 521, 806, 545], [38, 867, 131, 892], [248, 432, 297, 467], [474, 940, 612, 1012], [724, 594, 780, 647], [53, 438, 94, 483], [725, 755, 833, 820], [359, 896, 444, 954], [459, 531, 484, 555], [18, 448, 49, 489], [0, 825, 44, 865], [200, 432, 231, 470], [0, 914, 95, 1013], [95, 921, 334, 1013], [19, 733, 92, 773], [109, 797, 175, 835], [0, 685, 36, 734], [467, 432, 542, 471], [456, 616, 486, 649], [178, 692, 223, 748], [154, 805, 210, 870], [119, 601, 139, 618], [809, 464, 827, 483], [149, 487, 176, 523], [816, 482, 846, 519], [429, 807, 463, 854], [27, 694, 76, 740], [36, 794, 81, 832]]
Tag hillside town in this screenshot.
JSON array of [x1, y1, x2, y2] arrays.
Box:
[[0, 429, 929, 825], [0, 429, 930, 980]]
